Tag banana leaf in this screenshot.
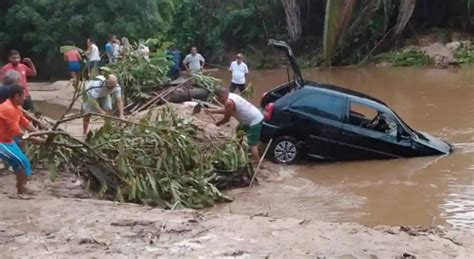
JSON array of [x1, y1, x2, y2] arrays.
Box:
[[59, 45, 84, 54]]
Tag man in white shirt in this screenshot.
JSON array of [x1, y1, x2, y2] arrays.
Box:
[[228, 53, 249, 93], [82, 74, 124, 134], [205, 87, 263, 162], [183, 46, 205, 73]]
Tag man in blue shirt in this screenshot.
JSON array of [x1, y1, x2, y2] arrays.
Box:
[[105, 34, 119, 64], [167, 44, 181, 79]]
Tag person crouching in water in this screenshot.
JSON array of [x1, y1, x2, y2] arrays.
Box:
[[0, 84, 38, 194], [82, 74, 124, 134], [205, 87, 263, 162]]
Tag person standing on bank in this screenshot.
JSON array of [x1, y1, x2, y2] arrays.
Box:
[[0, 84, 38, 195], [0, 50, 37, 112], [105, 34, 119, 64], [205, 87, 263, 162], [82, 74, 124, 134], [63, 44, 82, 83], [183, 46, 205, 73], [229, 53, 249, 93], [85, 38, 101, 78]]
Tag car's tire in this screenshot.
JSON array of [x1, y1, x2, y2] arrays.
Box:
[[269, 136, 300, 164]]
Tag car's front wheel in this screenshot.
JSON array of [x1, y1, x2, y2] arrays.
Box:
[[270, 136, 300, 164]]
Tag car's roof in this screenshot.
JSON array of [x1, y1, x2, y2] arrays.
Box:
[[302, 81, 388, 106]]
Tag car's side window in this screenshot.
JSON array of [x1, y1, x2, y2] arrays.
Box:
[[291, 92, 344, 121], [349, 102, 398, 137]]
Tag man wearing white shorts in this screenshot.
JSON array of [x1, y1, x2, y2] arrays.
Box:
[[82, 74, 124, 134]]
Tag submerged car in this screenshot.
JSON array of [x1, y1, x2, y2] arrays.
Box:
[[260, 40, 453, 164]]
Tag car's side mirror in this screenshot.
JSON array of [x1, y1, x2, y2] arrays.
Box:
[[397, 130, 411, 142]]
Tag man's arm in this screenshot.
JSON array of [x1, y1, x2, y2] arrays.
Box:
[[116, 96, 124, 119], [207, 108, 225, 115], [215, 100, 234, 126], [23, 58, 37, 77], [22, 109, 47, 129], [183, 56, 190, 71], [200, 55, 206, 70], [19, 113, 37, 133]]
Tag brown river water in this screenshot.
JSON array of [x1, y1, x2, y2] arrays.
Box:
[[211, 66, 474, 230], [34, 66, 473, 230]]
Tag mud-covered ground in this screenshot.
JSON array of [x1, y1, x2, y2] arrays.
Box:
[[1, 170, 473, 258], [1, 82, 472, 258]]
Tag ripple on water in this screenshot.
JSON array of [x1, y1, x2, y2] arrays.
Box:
[[442, 183, 474, 230]]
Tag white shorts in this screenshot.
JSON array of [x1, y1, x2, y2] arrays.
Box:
[[82, 95, 112, 114]]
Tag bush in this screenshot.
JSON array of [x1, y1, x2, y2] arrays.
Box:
[[373, 49, 433, 66], [455, 45, 474, 64]]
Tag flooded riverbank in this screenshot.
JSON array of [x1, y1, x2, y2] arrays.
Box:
[[28, 66, 473, 230], [3, 66, 470, 257], [212, 66, 474, 230]]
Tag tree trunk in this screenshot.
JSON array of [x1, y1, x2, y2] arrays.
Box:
[[282, 0, 302, 42], [393, 0, 417, 36], [322, 0, 355, 66]]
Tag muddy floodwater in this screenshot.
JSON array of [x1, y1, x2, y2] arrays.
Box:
[[212, 66, 474, 230]]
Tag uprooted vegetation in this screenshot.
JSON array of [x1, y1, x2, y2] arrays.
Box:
[[26, 41, 253, 209]]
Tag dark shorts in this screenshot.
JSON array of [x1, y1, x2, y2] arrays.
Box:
[[22, 95, 35, 112], [68, 61, 81, 72], [230, 83, 246, 93]]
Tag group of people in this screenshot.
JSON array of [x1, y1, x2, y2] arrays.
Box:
[[0, 50, 42, 195], [0, 47, 124, 195], [63, 34, 150, 82], [0, 39, 260, 196]]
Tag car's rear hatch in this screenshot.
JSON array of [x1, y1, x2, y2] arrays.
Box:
[[260, 40, 304, 108]]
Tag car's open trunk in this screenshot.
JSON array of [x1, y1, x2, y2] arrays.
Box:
[[260, 40, 305, 108], [260, 81, 298, 108]]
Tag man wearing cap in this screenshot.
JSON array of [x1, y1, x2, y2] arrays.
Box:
[[82, 74, 124, 134]]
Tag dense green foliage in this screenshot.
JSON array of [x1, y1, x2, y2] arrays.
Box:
[[29, 107, 250, 208], [105, 42, 172, 102], [0, 0, 174, 56], [455, 44, 474, 64], [0, 0, 472, 74]]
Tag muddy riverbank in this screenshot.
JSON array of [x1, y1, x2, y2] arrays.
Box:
[[1, 66, 472, 257], [1, 170, 473, 258]]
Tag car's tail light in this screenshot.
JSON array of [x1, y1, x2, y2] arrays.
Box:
[[264, 103, 274, 121]]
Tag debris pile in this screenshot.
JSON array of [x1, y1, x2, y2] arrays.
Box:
[[28, 105, 252, 209], [28, 41, 252, 209]]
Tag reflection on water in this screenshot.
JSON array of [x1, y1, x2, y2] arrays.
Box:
[[212, 66, 473, 230]]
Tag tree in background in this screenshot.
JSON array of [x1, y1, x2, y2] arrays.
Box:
[[282, 0, 302, 42], [0, 0, 174, 77]]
